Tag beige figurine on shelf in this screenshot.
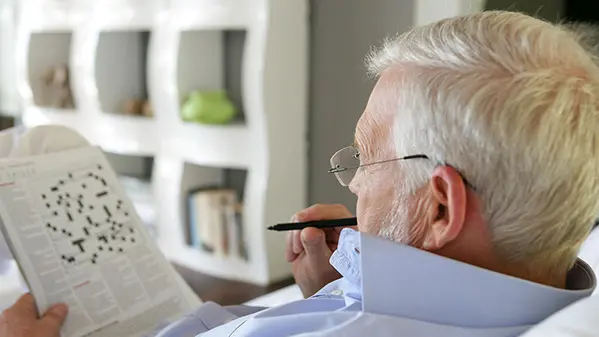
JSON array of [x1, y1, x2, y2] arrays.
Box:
[[41, 64, 75, 109], [123, 98, 153, 117]]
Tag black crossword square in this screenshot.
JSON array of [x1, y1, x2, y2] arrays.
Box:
[[43, 168, 143, 268]]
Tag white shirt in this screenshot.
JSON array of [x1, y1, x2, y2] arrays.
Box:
[[160, 229, 595, 336]]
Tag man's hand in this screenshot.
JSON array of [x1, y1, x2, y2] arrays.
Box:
[[286, 204, 356, 298], [0, 294, 68, 337]]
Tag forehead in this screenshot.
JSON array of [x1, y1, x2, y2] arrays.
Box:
[[355, 72, 398, 151]]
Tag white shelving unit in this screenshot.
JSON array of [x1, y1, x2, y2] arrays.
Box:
[[15, 0, 308, 285], [0, 0, 20, 116], [17, 0, 163, 156]]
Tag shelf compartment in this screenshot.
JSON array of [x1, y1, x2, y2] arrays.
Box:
[[27, 32, 76, 110], [177, 30, 246, 126], [96, 30, 151, 117], [105, 152, 153, 179], [106, 152, 156, 238], [152, 156, 259, 282], [181, 163, 248, 261]]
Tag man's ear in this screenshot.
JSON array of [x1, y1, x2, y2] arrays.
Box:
[[421, 166, 467, 251]]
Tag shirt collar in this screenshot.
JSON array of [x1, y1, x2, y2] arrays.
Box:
[[330, 229, 596, 328]]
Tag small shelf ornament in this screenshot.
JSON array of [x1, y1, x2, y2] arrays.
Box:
[[181, 90, 237, 125], [41, 64, 75, 109]]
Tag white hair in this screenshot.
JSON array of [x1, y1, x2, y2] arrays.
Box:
[[367, 11, 599, 275]]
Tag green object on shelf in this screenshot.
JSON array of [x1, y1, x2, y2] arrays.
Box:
[[181, 90, 238, 125]]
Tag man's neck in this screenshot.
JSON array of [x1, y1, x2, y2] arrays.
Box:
[[454, 252, 568, 289], [498, 263, 567, 289], [433, 245, 568, 289], [428, 215, 569, 289]]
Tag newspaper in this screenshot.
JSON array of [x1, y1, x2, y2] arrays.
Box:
[[0, 146, 200, 337]]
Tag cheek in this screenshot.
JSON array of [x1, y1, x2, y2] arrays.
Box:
[[403, 198, 430, 246], [355, 177, 397, 235], [355, 197, 370, 233], [356, 200, 380, 235], [403, 189, 436, 247]]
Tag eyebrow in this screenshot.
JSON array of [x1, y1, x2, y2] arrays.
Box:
[[352, 137, 362, 153], [354, 115, 377, 159], [353, 133, 370, 159]]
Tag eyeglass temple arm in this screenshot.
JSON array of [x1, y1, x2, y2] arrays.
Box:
[[328, 154, 429, 173]]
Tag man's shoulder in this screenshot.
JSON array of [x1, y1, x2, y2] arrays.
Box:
[[197, 299, 530, 337], [197, 297, 351, 336], [293, 312, 530, 337], [155, 302, 264, 337]]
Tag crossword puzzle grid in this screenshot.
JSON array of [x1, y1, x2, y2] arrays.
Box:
[[31, 163, 143, 269]]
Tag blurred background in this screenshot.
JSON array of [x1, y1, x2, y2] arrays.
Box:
[[0, 0, 598, 306]]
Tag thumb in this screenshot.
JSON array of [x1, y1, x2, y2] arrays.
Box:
[[301, 228, 331, 258], [39, 303, 68, 332]]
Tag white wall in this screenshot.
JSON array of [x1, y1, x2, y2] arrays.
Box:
[[308, 0, 484, 210], [308, 0, 414, 211]]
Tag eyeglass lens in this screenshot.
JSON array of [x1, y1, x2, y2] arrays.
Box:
[[330, 146, 360, 186]]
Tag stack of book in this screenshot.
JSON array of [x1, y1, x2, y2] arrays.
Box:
[[187, 188, 248, 260]]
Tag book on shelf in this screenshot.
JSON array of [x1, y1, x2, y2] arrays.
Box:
[[187, 188, 248, 260], [0, 146, 200, 337]]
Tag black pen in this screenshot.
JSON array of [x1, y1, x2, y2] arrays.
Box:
[[267, 217, 357, 231]]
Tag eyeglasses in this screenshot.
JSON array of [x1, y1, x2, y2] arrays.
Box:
[[328, 146, 429, 186], [328, 146, 475, 189]]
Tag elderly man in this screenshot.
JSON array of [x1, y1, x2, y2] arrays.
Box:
[[2, 10, 599, 337]]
